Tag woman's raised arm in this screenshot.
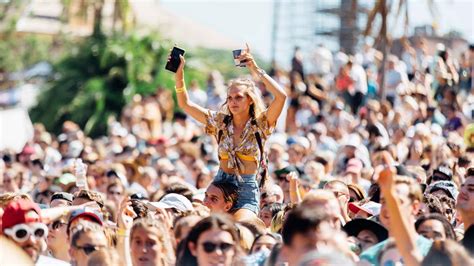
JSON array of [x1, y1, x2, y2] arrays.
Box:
[[240, 44, 287, 126], [174, 55, 209, 124]]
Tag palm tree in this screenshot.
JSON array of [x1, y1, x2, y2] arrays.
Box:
[[364, 0, 437, 99], [60, 0, 134, 36]]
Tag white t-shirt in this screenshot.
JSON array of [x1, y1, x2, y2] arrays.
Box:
[[36, 255, 70, 266], [350, 64, 368, 94], [312, 46, 333, 75]]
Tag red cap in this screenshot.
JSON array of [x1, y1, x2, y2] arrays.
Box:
[[1, 199, 42, 231]]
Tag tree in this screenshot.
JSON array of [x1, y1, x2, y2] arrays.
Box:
[[30, 33, 170, 137], [61, 0, 134, 36]]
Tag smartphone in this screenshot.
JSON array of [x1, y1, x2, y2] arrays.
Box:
[[165, 46, 185, 73], [232, 49, 246, 67]]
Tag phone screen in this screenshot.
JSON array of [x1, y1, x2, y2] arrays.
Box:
[[165, 47, 186, 73]]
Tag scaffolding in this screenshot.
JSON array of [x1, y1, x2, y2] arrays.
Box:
[[271, 0, 369, 68]]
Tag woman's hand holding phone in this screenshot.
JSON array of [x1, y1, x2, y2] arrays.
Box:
[[238, 43, 258, 71], [175, 55, 185, 81]]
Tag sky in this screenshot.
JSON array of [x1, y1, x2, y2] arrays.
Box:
[[160, 0, 474, 64]]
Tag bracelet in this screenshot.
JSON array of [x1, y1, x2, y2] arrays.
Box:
[[117, 228, 129, 237], [256, 68, 267, 78], [175, 85, 186, 94]]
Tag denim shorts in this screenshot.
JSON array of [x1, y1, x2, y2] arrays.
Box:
[[213, 169, 260, 214]]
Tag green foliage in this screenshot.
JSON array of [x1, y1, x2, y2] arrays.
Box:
[[29, 32, 270, 137], [30, 32, 173, 137], [0, 34, 51, 72]]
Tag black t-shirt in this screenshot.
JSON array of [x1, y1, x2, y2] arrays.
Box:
[[462, 225, 474, 255]]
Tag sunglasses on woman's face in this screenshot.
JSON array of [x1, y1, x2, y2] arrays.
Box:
[[74, 244, 104, 255], [201, 241, 234, 253], [4, 223, 48, 243]]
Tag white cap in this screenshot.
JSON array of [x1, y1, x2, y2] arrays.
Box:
[[192, 188, 206, 202], [349, 201, 381, 216], [148, 193, 194, 213]]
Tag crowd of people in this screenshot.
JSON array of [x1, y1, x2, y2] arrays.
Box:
[[0, 39, 474, 266]]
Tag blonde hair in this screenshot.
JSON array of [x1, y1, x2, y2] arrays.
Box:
[[221, 79, 266, 119], [270, 210, 285, 233], [0, 192, 32, 208], [236, 223, 255, 253]]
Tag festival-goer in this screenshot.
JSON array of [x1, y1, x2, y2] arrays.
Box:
[[176, 214, 242, 266], [173, 44, 287, 221]]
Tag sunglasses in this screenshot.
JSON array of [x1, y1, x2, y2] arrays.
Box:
[[4, 223, 48, 242], [201, 241, 234, 253], [74, 244, 104, 255]]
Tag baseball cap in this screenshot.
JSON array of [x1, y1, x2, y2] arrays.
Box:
[[274, 165, 298, 176], [348, 201, 381, 217], [2, 199, 42, 231], [431, 166, 453, 182], [345, 158, 363, 174], [427, 181, 459, 200], [51, 192, 74, 203], [342, 134, 361, 148], [343, 218, 388, 243], [148, 193, 194, 213], [67, 208, 104, 233]]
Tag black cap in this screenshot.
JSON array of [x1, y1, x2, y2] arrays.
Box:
[[274, 166, 298, 177], [51, 192, 74, 203], [343, 218, 389, 243]]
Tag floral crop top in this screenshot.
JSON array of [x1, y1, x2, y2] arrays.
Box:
[[205, 110, 275, 175]]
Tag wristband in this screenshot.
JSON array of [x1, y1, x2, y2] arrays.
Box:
[[256, 68, 267, 78], [117, 228, 129, 237], [175, 85, 186, 94]]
